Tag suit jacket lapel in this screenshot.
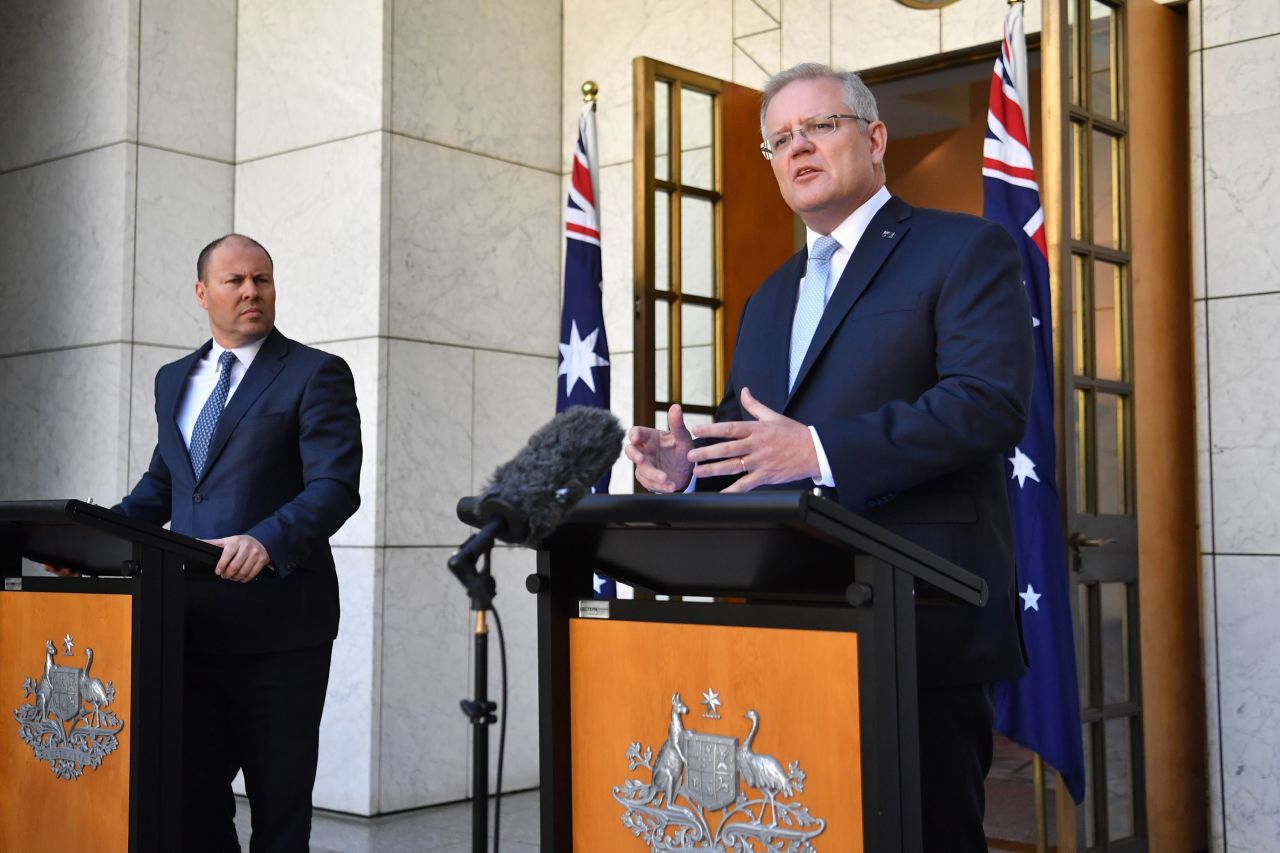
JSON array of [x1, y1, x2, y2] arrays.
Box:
[[753, 250, 807, 413], [787, 196, 914, 402], [196, 329, 287, 485], [160, 343, 210, 478]]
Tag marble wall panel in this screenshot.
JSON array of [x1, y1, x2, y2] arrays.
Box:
[[1193, 302, 1212, 554], [315, 546, 381, 814], [597, 162, 636, 356], [607, 350, 636, 493], [473, 350, 558, 494], [735, 0, 778, 39], [781, 0, 831, 69], [134, 148, 234, 347], [379, 546, 472, 811], [1190, 50, 1206, 301], [832, 2, 939, 74], [562, 0, 734, 169], [236, 0, 385, 161], [127, 343, 191, 490], [0, 345, 131, 504], [388, 137, 560, 354], [0, 1, 134, 170], [1212, 555, 1280, 849], [235, 133, 384, 343], [1201, 554, 1226, 853], [1206, 293, 1280, 554], [392, 0, 562, 172], [1201, 35, 1280, 299], [318, 337, 385, 549], [383, 339, 473, 547], [0, 145, 134, 355], [479, 546, 541, 792], [1201, 0, 1280, 49], [138, 0, 237, 160], [940, 0, 1041, 55]]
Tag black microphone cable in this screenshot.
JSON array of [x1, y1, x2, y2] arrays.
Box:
[[489, 570, 509, 853]]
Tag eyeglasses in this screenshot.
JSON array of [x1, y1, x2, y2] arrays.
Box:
[[759, 114, 869, 160]]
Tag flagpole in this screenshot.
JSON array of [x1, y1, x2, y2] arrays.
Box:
[[1034, 753, 1048, 853]]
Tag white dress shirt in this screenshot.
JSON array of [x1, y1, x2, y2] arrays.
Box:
[[176, 337, 268, 450], [802, 185, 892, 487]]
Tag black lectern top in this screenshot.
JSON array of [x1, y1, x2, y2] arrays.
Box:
[[0, 499, 220, 576], [542, 491, 985, 605]]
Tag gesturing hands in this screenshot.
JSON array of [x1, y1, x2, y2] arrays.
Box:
[[687, 387, 820, 492], [203, 533, 271, 582], [625, 404, 696, 493], [625, 388, 820, 494]]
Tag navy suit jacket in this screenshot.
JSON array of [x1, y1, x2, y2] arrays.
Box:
[[116, 328, 362, 656], [706, 196, 1033, 686]]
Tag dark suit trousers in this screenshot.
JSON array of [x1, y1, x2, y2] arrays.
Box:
[[182, 643, 333, 853], [918, 683, 996, 853]]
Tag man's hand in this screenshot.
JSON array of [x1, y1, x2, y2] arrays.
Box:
[[42, 564, 80, 577], [625, 404, 696, 493], [688, 387, 820, 493], [203, 534, 271, 582]]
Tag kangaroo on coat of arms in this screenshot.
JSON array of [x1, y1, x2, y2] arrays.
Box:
[[614, 693, 825, 852], [13, 635, 124, 781]]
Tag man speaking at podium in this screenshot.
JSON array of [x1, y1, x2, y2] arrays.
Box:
[[114, 234, 361, 852], [626, 64, 1033, 852]]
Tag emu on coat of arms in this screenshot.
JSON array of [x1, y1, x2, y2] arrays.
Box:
[[12, 635, 124, 781], [613, 692, 826, 852]]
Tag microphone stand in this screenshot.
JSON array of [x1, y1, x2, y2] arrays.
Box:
[[448, 518, 501, 853]]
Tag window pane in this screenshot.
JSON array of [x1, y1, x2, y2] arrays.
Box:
[[1069, 0, 1081, 106], [1091, 130, 1120, 249], [1075, 388, 1091, 514], [1083, 722, 1098, 848], [683, 411, 714, 430], [1100, 582, 1130, 704], [655, 190, 671, 292], [1105, 716, 1135, 840], [1073, 254, 1089, 377], [681, 302, 715, 407], [655, 299, 670, 402], [1077, 582, 1094, 706], [655, 80, 670, 182], [1089, 1, 1116, 120], [1095, 392, 1126, 515], [680, 195, 715, 298], [1093, 259, 1123, 381], [680, 87, 715, 191], [1072, 122, 1085, 241]]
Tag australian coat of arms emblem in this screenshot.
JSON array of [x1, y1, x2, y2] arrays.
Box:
[[12, 635, 124, 780], [613, 692, 826, 852]]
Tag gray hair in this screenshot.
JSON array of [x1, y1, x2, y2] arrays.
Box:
[[759, 63, 880, 141]]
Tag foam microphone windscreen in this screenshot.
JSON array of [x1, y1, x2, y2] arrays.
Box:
[[480, 406, 624, 547]]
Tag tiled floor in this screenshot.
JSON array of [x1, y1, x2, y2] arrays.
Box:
[[234, 739, 1044, 852], [234, 789, 541, 853]]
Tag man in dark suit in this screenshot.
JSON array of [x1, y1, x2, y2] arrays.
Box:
[[626, 63, 1033, 851], [116, 234, 361, 852]]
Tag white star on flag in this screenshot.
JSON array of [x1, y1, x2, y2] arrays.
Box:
[[1008, 446, 1040, 488], [558, 320, 609, 395], [592, 573, 605, 594], [1020, 583, 1042, 611]]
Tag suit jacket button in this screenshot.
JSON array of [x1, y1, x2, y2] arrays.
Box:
[[193, 493, 203, 503]]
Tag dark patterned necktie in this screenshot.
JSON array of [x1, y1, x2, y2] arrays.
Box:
[[189, 350, 237, 478]]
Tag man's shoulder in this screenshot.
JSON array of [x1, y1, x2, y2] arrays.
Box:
[[905, 203, 998, 237]]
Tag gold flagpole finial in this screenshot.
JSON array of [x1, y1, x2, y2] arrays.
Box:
[[582, 80, 599, 104], [1008, 0, 1023, 6]]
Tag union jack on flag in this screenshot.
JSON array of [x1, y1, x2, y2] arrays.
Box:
[[984, 2, 1086, 805], [558, 100, 617, 598]]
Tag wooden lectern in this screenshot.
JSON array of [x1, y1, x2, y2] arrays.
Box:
[[530, 492, 986, 853], [0, 499, 219, 853]]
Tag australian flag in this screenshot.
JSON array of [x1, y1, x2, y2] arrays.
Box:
[[558, 101, 615, 598], [984, 3, 1086, 804]]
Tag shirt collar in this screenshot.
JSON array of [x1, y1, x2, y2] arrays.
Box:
[[805, 185, 893, 256], [209, 334, 268, 370]]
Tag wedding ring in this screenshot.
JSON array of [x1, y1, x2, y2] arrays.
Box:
[[739, 457, 748, 474]]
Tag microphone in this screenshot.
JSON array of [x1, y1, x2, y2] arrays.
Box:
[[449, 406, 624, 597]]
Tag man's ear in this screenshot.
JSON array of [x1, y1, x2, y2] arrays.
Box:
[[867, 120, 889, 167], [195, 280, 209, 311]]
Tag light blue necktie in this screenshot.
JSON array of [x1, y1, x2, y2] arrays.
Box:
[[789, 235, 841, 391], [189, 350, 237, 478]]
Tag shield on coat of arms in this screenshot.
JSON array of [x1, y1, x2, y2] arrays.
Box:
[[46, 667, 81, 721], [680, 731, 738, 811]]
